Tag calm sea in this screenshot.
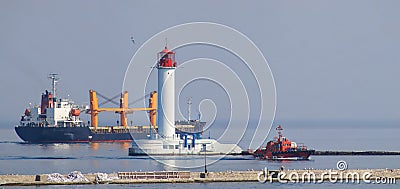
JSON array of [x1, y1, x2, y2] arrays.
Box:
[[1, 122, 399, 188]]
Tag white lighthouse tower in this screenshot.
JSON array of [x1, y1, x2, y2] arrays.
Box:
[[157, 45, 177, 139], [129, 45, 243, 156]]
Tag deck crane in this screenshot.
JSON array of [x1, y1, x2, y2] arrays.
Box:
[[88, 90, 157, 129]]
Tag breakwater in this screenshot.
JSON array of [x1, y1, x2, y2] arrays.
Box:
[[1, 169, 399, 186], [314, 151, 400, 155], [238, 150, 400, 156], [132, 150, 400, 156]]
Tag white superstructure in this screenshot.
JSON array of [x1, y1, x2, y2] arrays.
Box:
[[18, 74, 84, 128]]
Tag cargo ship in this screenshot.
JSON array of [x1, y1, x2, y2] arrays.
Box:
[[15, 74, 133, 142], [15, 74, 204, 143], [252, 125, 314, 160]]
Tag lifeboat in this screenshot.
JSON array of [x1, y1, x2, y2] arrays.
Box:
[[70, 109, 80, 116]]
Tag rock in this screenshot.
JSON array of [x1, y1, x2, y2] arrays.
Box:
[[47, 171, 88, 183], [67, 171, 89, 182], [95, 173, 118, 182]]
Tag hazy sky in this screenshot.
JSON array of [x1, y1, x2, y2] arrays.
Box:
[[1, 1, 400, 127]]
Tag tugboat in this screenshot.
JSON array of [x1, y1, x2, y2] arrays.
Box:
[[253, 125, 314, 160]]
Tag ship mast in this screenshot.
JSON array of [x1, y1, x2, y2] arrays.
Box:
[[187, 97, 192, 121], [276, 125, 283, 141], [48, 73, 59, 98]]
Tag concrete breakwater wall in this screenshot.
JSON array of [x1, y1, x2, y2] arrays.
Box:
[[314, 151, 400, 155], [240, 151, 400, 156], [128, 150, 400, 156], [1, 169, 399, 186]]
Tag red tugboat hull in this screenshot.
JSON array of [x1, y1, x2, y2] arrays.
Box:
[[254, 149, 315, 160]]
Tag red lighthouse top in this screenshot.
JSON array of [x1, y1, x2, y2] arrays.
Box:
[[157, 46, 177, 68]]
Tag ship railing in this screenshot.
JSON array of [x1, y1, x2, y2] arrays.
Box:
[[296, 143, 308, 150], [90, 126, 132, 134], [117, 171, 191, 180]]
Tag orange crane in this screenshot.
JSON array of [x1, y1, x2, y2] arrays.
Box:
[[89, 90, 157, 129]]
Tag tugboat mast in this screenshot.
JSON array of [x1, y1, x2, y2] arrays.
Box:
[[276, 125, 283, 141], [48, 73, 59, 98]]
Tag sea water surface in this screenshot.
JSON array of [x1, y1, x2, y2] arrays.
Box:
[[1, 122, 399, 188]]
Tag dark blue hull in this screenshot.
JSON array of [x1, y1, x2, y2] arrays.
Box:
[[15, 126, 133, 142]]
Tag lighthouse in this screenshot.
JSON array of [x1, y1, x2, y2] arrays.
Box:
[[157, 46, 177, 139], [128, 44, 243, 156]]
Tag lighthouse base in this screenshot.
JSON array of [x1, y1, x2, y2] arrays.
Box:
[[129, 138, 242, 156]]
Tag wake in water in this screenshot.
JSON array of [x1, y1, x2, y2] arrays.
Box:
[[0, 141, 24, 144], [0, 156, 78, 160]]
